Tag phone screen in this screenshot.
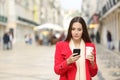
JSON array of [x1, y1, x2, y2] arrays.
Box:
[[73, 49, 80, 56]]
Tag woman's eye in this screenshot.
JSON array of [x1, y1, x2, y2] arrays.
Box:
[[72, 28, 75, 30], [78, 28, 82, 31]]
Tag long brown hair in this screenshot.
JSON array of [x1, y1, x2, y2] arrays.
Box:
[[65, 16, 91, 42]]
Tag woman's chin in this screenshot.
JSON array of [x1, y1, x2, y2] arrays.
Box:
[[73, 38, 80, 41]]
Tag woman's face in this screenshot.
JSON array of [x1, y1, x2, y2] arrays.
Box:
[[71, 22, 83, 41]]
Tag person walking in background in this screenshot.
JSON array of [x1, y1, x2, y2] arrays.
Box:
[[35, 34, 39, 44], [28, 34, 32, 44], [59, 32, 65, 41], [8, 32, 13, 49], [54, 16, 98, 80], [96, 31, 100, 44], [25, 34, 33, 45], [90, 31, 95, 42], [24, 34, 29, 44], [48, 29, 53, 45], [107, 30, 114, 50], [3, 32, 10, 50]]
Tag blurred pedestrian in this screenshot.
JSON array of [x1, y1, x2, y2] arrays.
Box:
[[96, 31, 100, 43], [24, 34, 29, 44], [8, 32, 13, 49], [28, 34, 32, 44], [107, 30, 113, 50], [90, 32, 95, 42], [35, 34, 39, 44], [54, 16, 98, 80], [59, 32, 65, 41], [3, 32, 10, 50], [48, 29, 53, 45]]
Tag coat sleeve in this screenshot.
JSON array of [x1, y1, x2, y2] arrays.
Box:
[[88, 44, 98, 77], [54, 42, 69, 75]]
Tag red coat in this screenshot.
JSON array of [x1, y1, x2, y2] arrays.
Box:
[[54, 41, 98, 80]]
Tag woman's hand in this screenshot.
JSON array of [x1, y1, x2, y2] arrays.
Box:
[[87, 52, 94, 66], [67, 53, 80, 65]]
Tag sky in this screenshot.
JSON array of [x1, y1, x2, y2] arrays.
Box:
[[60, 0, 82, 11]]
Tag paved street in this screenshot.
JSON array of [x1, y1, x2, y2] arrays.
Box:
[[0, 43, 59, 80], [95, 44, 120, 80], [0, 43, 120, 80]]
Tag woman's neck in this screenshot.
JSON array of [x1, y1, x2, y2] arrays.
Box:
[[73, 39, 81, 48]]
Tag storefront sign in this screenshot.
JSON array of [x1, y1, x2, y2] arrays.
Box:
[[18, 16, 39, 26]]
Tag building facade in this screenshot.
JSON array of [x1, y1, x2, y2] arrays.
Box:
[[81, 0, 120, 52], [0, 0, 62, 44], [98, 0, 120, 52], [0, 0, 8, 40], [39, 0, 62, 25], [81, 0, 97, 24]]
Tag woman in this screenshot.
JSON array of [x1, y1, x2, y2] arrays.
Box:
[[54, 16, 98, 80]]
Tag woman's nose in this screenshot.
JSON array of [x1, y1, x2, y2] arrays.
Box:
[[75, 30, 78, 33]]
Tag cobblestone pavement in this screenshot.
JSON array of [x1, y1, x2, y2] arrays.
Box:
[[0, 43, 120, 80]]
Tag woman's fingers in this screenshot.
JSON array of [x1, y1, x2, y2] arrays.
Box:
[[87, 54, 94, 61], [67, 54, 80, 65]]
